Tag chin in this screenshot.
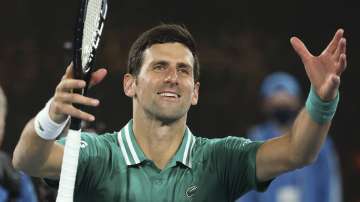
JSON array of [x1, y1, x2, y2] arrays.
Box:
[[157, 112, 184, 123], [143, 103, 190, 124], [148, 109, 186, 124]]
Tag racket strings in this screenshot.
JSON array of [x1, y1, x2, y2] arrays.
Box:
[[82, 0, 103, 71]]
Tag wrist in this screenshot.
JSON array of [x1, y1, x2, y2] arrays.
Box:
[[49, 103, 69, 124], [34, 98, 70, 140], [305, 86, 339, 124]]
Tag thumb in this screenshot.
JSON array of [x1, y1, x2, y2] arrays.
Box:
[[89, 68, 108, 88], [290, 37, 313, 65], [320, 74, 340, 101]]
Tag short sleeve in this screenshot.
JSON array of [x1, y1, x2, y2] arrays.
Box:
[[211, 136, 272, 200], [44, 132, 108, 193]]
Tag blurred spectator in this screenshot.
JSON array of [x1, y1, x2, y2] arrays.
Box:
[[237, 72, 342, 202], [31, 178, 56, 202], [0, 85, 38, 202]]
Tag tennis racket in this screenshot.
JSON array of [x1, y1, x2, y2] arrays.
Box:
[[56, 0, 108, 201]]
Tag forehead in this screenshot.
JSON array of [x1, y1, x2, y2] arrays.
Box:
[[142, 42, 194, 66]]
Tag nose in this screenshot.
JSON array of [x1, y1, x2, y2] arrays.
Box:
[[164, 66, 178, 84]]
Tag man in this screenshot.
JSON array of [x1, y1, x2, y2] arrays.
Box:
[[12, 24, 347, 201], [0, 86, 38, 202], [237, 72, 342, 202]]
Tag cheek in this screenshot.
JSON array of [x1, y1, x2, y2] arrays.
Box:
[[136, 77, 155, 96]]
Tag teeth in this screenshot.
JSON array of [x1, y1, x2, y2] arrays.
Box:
[[159, 92, 178, 98]]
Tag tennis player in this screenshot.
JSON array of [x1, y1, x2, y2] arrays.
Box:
[[13, 24, 347, 201]]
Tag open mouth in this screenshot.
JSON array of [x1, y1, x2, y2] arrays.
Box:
[[157, 92, 180, 98]]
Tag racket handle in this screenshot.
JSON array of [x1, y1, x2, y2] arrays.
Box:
[[69, 88, 86, 130], [56, 130, 81, 202], [70, 117, 82, 130]]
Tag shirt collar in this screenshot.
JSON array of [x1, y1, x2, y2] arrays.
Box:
[[117, 120, 146, 165], [170, 127, 196, 168], [117, 120, 196, 168]]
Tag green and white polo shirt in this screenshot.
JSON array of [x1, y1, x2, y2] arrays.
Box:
[[52, 120, 270, 201]]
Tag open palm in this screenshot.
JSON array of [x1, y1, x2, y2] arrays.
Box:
[[291, 29, 347, 101]]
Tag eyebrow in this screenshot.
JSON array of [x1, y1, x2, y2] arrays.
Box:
[[176, 62, 192, 69], [151, 60, 169, 66], [150, 60, 193, 69]]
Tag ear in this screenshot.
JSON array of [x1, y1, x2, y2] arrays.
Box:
[[191, 82, 200, 105], [123, 73, 136, 97]]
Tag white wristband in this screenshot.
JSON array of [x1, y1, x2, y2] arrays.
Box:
[[34, 98, 70, 140]]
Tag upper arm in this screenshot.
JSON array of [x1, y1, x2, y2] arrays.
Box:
[[211, 137, 269, 199], [37, 142, 64, 178], [13, 118, 64, 179]]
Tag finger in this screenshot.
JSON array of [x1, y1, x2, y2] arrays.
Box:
[[290, 37, 313, 64], [325, 29, 344, 54], [61, 104, 95, 122], [56, 92, 100, 107], [337, 54, 347, 75], [56, 79, 86, 93], [89, 68, 108, 88], [62, 63, 74, 80], [334, 38, 346, 60]]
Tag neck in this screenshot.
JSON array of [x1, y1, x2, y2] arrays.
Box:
[[132, 108, 187, 170]]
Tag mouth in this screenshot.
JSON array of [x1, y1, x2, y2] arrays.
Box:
[[157, 91, 181, 98]]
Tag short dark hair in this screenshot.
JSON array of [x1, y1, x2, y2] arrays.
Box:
[[127, 24, 200, 82]]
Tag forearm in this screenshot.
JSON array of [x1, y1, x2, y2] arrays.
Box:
[[13, 118, 63, 177], [288, 108, 330, 166], [289, 86, 339, 166], [256, 89, 339, 181], [256, 108, 333, 181]]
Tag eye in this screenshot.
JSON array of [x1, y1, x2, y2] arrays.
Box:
[[178, 67, 190, 74], [177, 64, 191, 75], [153, 63, 166, 71]]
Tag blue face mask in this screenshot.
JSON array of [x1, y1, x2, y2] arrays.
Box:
[[270, 108, 297, 125]]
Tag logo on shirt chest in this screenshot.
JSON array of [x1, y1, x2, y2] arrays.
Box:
[[80, 140, 88, 148], [185, 185, 198, 199]]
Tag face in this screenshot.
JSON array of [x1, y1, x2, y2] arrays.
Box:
[[124, 42, 200, 123], [263, 91, 301, 125]]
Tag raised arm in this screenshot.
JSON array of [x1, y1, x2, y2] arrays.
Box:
[[12, 64, 106, 178], [256, 29, 347, 182]]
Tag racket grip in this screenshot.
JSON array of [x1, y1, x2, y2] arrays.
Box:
[[70, 116, 82, 130], [69, 73, 90, 130], [70, 88, 85, 130], [56, 130, 81, 202]]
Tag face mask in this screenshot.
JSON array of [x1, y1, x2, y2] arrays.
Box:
[[270, 108, 297, 125]]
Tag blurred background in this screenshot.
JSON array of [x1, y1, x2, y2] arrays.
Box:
[[0, 0, 359, 201]]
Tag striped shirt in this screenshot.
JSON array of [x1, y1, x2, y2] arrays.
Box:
[[53, 120, 269, 202]]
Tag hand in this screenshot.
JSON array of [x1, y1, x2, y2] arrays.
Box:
[[49, 63, 107, 123], [290, 29, 347, 101]]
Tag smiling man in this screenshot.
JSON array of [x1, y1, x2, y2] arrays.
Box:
[[13, 24, 347, 201]]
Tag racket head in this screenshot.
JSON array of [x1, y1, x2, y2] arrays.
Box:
[[73, 0, 108, 82], [71, 0, 108, 129]]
